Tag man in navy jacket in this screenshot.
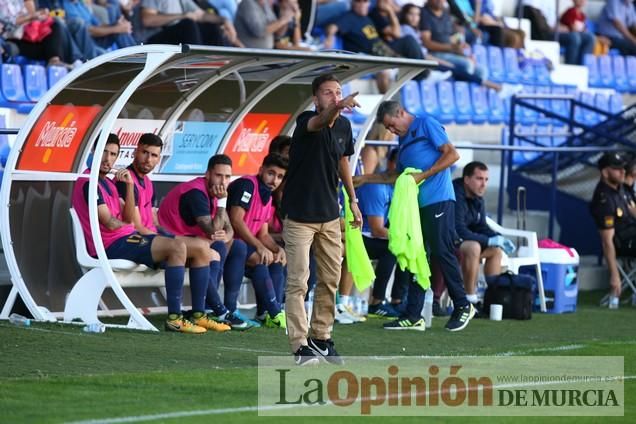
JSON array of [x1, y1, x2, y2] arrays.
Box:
[[453, 161, 515, 305]]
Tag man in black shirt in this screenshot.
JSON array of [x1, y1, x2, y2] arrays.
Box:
[[282, 74, 362, 366], [590, 152, 636, 308]]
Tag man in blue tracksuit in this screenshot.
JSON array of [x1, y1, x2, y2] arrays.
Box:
[[356, 100, 475, 332]]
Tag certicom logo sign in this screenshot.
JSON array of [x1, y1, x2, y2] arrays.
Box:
[[17, 104, 102, 172], [257, 356, 624, 416], [224, 113, 290, 175]]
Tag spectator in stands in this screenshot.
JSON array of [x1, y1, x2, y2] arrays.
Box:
[[0, 0, 71, 66], [520, 0, 594, 65], [453, 161, 515, 308], [283, 74, 361, 365], [420, 0, 486, 82], [356, 100, 476, 332], [590, 152, 636, 309], [235, 0, 295, 49], [315, 0, 351, 28], [200, 0, 237, 22], [274, 0, 311, 50], [561, 0, 611, 55], [138, 0, 241, 47], [357, 148, 409, 318], [399, 2, 519, 95], [114, 134, 234, 333], [60, 0, 136, 50], [157, 154, 251, 330], [226, 153, 288, 328], [72, 134, 225, 334], [466, 0, 525, 48], [596, 0, 636, 56]]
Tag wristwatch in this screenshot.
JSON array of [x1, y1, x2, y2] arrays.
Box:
[[350, 198, 359, 203]]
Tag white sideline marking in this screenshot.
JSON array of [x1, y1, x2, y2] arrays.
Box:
[[67, 375, 636, 424]]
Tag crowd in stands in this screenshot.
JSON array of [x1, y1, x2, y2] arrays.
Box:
[[0, 0, 634, 76]]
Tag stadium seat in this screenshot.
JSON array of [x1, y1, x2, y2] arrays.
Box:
[[534, 85, 551, 124], [575, 91, 598, 125], [518, 86, 538, 125], [595, 92, 610, 119], [503, 48, 521, 83], [597, 55, 614, 88], [520, 60, 536, 85], [487, 88, 504, 124], [487, 46, 504, 82], [609, 93, 623, 114], [612, 55, 629, 92], [401, 80, 423, 116], [584, 54, 599, 87], [550, 85, 568, 123], [472, 44, 489, 76], [437, 81, 456, 123], [625, 56, 636, 91], [470, 83, 488, 124], [0, 64, 32, 113], [534, 62, 551, 85], [419, 80, 440, 117], [453, 81, 472, 123], [24, 64, 47, 102], [47, 65, 68, 89]]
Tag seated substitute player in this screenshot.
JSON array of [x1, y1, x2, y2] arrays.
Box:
[[72, 134, 218, 334], [226, 153, 288, 328], [157, 154, 249, 329], [115, 133, 230, 332]]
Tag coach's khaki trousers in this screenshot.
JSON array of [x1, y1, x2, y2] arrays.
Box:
[[283, 218, 342, 353]]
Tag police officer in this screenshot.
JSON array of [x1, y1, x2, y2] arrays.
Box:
[[590, 152, 636, 309]]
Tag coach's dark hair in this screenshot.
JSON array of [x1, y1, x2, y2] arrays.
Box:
[[138, 133, 163, 148], [262, 153, 288, 171], [312, 74, 340, 95], [463, 161, 488, 178], [207, 154, 232, 171], [375, 100, 402, 123]]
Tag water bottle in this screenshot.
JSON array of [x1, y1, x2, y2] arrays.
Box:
[[360, 298, 368, 316], [82, 322, 106, 333], [8, 313, 30, 327], [423, 289, 433, 328], [305, 289, 314, 324]]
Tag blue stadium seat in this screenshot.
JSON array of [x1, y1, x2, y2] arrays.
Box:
[[595, 92, 610, 121], [437, 81, 456, 123], [626, 56, 636, 91], [487, 46, 504, 82], [47, 65, 68, 89], [401, 80, 423, 116], [575, 91, 598, 125], [584, 54, 600, 87], [597, 55, 614, 88], [472, 44, 489, 76], [520, 61, 536, 84], [24, 64, 47, 102], [549, 85, 568, 123], [612, 55, 629, 92], [534, 62, 551, 85], [0, 64, 32, 113], [419, 80, 440, 117], [518, 86, 537, 125], [511, 124, 544, 165], [487, 88, 504, 124], [534, 85, 551, 124], [503, 48, 521, 83], [453, 81, 472, 123], [470, 83, 488, 124], [609, 93, 623, 114]]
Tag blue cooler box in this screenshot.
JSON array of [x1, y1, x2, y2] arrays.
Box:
[[536, 248, 579, 313]]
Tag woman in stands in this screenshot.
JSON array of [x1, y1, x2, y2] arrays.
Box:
[[0, 0, 72, 66]]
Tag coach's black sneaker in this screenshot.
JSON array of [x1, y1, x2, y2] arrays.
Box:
[[308, 338, 345, 365], [445, 303, 475, 332], [383, 317, 426, 331], [432, 300, 448, 317], [294, 345, 320, 366]]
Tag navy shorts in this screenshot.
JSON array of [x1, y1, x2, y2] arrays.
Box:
[[106, 233, 158, 269]]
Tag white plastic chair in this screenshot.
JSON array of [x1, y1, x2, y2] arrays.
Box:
[[486, 216, 547, 312]]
